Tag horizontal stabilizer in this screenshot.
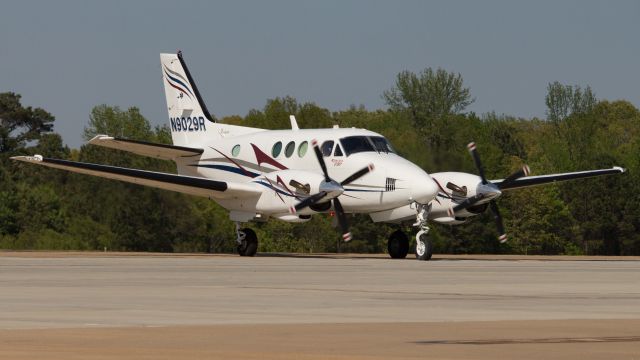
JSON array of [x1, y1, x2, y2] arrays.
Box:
[[11, 155, 262, 200], [88, 135, 203, 160]]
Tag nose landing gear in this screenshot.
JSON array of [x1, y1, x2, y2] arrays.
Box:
[[385, 202, 433, 261]]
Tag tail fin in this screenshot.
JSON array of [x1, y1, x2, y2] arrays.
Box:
[[160, 51, 217, 146]]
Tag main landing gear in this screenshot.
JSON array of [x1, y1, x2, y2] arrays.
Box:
[[387, 230, 409, 259], [386, 203, 433, 261], [236, 223, 258, 257]]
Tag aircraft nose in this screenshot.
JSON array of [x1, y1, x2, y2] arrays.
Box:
[[405, 169, 438, 204], [415, 173, 438, 204], [379, 156, 438, 204]]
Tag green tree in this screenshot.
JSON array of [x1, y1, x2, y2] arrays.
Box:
[[384, 68, 474, 121], [504, 186, 581, 255], [383, 68, 475, 170], [83, 105, 153, 142], [0, 92, 54, 154], [544, 82, 598, 166], [545, 82, 597, 125]]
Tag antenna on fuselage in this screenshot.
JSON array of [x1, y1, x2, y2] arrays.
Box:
[[289, 115, 299, 130]]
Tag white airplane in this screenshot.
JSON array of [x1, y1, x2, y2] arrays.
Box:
[[12, 52, 625, 260]]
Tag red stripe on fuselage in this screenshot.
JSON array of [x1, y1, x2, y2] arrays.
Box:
[[251, 144, 288, 170]]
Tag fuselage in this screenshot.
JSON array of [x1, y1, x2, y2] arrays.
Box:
[[175, 125, 438, 219]]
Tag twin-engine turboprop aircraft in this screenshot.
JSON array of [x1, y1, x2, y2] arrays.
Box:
[[12, 52, 625, 260]]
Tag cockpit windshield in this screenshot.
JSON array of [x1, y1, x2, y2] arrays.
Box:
[[339, 136, 396, 156]]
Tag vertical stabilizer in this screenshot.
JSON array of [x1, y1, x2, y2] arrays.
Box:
[[160, 51, 216, 146]]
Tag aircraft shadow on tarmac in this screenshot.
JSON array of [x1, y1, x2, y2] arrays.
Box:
[[413, 336, 640, 345], [256, 253, 455, 261], [254, 253, 640, 262], [256, 253, 390, 260]]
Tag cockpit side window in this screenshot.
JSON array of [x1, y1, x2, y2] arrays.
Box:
[[321, 140, 334, 157], [339, 136, 375, 156], [370, 136, 396, 154]]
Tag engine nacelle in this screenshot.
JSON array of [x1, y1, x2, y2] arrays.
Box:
[[431, 216, 469, 225], [429, 171, 487, 220], [262, 169, 325, 195], [254, 170, 326, 214], [272, 214, 312, 223]]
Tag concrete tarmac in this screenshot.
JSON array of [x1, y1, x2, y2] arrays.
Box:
[[1, 252, 639, 359]]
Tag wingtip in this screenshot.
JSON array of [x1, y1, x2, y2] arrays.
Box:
[[10, 154, 43, 162], [89, 134, 114, 143], [613, 166, 626, 173]]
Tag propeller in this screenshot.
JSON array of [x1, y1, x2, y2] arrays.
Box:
[[289, 139, 375, 242], [447, 142, 530, 243]]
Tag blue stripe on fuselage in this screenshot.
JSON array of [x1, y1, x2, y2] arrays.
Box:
[[189, 164, 260, 178], [252, 180, 296, 197]]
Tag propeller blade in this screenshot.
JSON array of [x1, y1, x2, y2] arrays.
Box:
[[497, 165, 531, 190], [332, 198, 352, 242], [340, 163, 375, 186], [447, 193, 486, 217], [289, 191, 327, 214], [467, 142, 487, 184], [289, 179, 310, 194], [311, 139, 330, 182], [489, 200, 507, 243], [462, 142, 510, 242]]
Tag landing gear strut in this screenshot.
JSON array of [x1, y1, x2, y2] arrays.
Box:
[[413, 203, 433, 261], [236, 223, 258, 257], [386, 203, 434, 260]]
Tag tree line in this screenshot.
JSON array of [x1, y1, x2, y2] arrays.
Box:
[[1, 69, 638, 255]]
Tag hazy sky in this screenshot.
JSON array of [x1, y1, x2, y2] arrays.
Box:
[[2, 0, 638, 148]]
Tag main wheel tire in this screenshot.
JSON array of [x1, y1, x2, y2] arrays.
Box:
[[388, 230, 409, 259], [415, 234, 433, 261], [237, 228, 258, 257]]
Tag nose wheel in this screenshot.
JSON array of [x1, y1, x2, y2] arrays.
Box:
[[413, 202, 433, 261], [415, 229, 433, 261]]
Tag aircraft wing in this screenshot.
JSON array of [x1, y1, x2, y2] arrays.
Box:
[[492, 166, 625, 190], [88, 135, 203, 160], [11, 155, 262, 199]]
